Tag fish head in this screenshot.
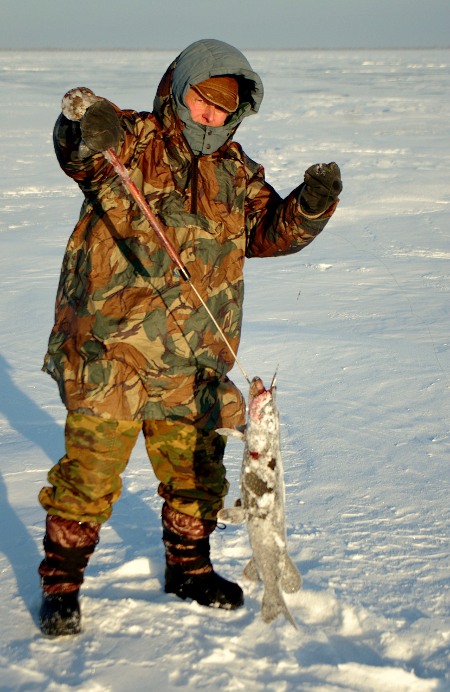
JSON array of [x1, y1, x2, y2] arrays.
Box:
[[248, 375, 277, 423], [249, 376, 266, 400]]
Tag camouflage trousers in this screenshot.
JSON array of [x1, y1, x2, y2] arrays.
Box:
[[38, 412, 229, 524]]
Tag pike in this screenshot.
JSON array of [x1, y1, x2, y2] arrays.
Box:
[[217, 375, 302, 627]]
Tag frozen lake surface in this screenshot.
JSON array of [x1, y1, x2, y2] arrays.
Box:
[[0, 48, 449, 690]]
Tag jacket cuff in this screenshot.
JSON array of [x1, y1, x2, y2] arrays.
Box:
[[298, 186, 339, 219]]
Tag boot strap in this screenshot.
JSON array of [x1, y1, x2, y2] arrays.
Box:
[[164, 543, 210, 562], [162, 528, 210, 552], [162, 529, 211, 572], [40, 573, 84, 586], [43, 535, 97, 568]]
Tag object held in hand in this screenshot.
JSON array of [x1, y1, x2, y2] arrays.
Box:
[[61, 87, 102, 121]]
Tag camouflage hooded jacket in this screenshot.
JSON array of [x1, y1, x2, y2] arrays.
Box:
[[44, 40, 338, 424]]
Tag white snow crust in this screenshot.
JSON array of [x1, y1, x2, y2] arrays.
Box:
[[0, 48, 449, 690]]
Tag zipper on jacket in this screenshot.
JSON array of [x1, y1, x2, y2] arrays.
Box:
[[190, 155, 199, 215]]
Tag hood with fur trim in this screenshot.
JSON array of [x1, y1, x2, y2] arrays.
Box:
[[153, 39, 264, 156]]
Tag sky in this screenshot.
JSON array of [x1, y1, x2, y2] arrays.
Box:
[[0, 0, 449, 50]]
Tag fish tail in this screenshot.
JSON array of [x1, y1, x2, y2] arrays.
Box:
[[243, 557, 260, 582], [281, 554, 302, 594], [261, 587, 298, 629]]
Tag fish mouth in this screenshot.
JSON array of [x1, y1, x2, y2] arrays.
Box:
[[249, 372, 277, 398], [248, 374, 278, 421], [249, 376, 266, 399]]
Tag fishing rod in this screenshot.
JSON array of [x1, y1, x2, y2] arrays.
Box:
[[103, 147, 251, 385]]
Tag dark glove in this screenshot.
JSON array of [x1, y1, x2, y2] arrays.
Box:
[[301, 162, 342, 215], [80, 100, 121, 153]]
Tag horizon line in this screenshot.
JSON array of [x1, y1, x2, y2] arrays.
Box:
[[0, 45, 449, 52]]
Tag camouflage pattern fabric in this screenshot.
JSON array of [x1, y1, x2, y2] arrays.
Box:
[[39, 412, 232, 523], [39, 413, 141, 524], [146, 418, 228, 520], [43, 41, 338, 422]]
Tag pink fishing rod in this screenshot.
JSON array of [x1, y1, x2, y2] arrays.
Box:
[[104, 147, 191, 282]]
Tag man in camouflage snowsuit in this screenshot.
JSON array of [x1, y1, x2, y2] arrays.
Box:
[[38, 39, 342, 635]]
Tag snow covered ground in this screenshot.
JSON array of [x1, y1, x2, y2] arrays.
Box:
[[0, 48, 449, 691]]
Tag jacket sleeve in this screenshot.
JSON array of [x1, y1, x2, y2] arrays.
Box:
[[244, 159, 338, 258], [53, 100, 151, 195], [53, 111, 113, 192]]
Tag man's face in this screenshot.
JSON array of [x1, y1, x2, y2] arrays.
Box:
[[185, 88, 229, 127]]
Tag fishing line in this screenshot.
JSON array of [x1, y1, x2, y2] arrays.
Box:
[[331, 229, 449, 388]]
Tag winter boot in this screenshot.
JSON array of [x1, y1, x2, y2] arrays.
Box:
[[162, 503, 244, 610], [38, 515, 100, 636], [39, 592, 82, 637]]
